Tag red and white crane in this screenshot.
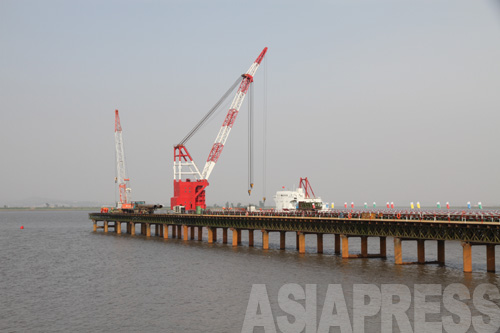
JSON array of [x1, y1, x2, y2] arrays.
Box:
[[114, 110, 132, 210], [171, 47, 268, 211]]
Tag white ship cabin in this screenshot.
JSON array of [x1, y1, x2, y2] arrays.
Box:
[[274, 187, 325, 211]]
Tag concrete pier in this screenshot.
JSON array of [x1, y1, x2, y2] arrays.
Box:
[[335, 234, 341, 254], [298, 232, 305, 254], [487, 244, 495, 273], [208, 227, 214, 244], [248, 230, 254, 247], [341, 234, 349, 258], [104, 221, 108, 233], [198, 227, 203, 241], [417, 239, 425, 264], [163, 224, 169, 239], [380, 237, 387, 258], [190, 226, 195, 240], [183, 225, 188, 241], [437, 240, 445, 265], [280, 231, 286, 250], [223, 228, 228, 244], [462, 242, 472, 273], [177, 225, 182, 239], [394, 237, 403, 264], [317, 234, 323, 254], [262, 230, 269, 250]]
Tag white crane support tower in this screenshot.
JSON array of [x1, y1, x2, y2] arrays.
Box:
[[114, 110, 132, 209]]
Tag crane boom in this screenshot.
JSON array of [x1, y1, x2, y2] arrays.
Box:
[[170, 47, 267, 212], [115, 110, 131, 208], [201, 47, 268, 180]]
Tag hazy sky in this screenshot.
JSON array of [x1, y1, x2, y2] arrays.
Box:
[[1, 0, 500, 207]]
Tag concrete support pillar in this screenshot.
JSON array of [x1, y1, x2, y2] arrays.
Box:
[[487, 244, 496, 273], [437, 240, 445, 265], [163, 224, 169, 239], [462, 242, 472, 273], [130, 223, 135, 235], [341, 235, 349, 258], [380, 237, 387, 258], [172, 225, 177, 238], [104, 221, 108, 233], [213, 228, 217, 242], [248, 230, 254, 247], [335, 234, 341, 254], [232, 228, 239, 247], [417, 239, 425, 264], [198, 227, 203, 241], [296, 233, 300, 250], [208, 227, 214, 244], [146, 223, 151, 237], [237, 229, 242, 245], [177, 225, 182, 239], [116, 222, 121, 234], [361, 236, 368, 257], [317, 234, 323, 254], [141, 223, 145, 235], [159, 224, 164, 237], [262, 230, 269, 250], [183, 225, 188, 241], [127, 223, 131, 234], [223, 228, 228, 244], [93, 220, 97, 232], [298, 232, 305, 254], [394, 237, 402, 265], [190, 226, 195, 240], [280, 231, 286, 250]]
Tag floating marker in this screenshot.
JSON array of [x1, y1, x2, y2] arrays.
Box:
[[390, 202, 394, 209], [437, 202, 441, 209], [417, 202, 421, 209], [364, 202, 367, 209], [386, 202, 390, 209], [467, 201, 471, 209], [373, 202, 376, 208], [410, 202, 414, 209], [331, 202, 334, 209], [351, 202, 354, 209], [20, 226, 24, 230], [478, 202, 482, 209], [446, 202, 450, 210], [344, 202, 347, 208]]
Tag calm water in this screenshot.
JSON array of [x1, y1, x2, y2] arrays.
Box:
[[1, 210, 499, 332]]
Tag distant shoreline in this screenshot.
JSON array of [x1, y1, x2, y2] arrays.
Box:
[[0, 207, 101, 211]]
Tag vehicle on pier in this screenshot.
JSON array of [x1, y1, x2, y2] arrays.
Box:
[[101, 201, 163, 214]]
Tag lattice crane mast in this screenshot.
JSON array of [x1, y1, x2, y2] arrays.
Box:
[[114, 110, 132, 210], [171, 47, 268, 211]]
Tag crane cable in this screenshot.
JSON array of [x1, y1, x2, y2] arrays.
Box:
[[248, 81, 254, 195], [178, 76, 242, 146], [262, 56, 267, 203]]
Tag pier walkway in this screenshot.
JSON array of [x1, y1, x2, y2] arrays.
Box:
[[89, 212, 500, 273]]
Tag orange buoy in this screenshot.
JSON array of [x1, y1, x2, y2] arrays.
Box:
[[20, 226, 24, 229]]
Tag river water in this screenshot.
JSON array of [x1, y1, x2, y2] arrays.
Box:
[[1, 210, 499, 332]]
